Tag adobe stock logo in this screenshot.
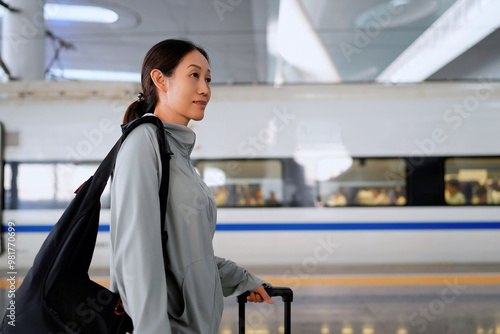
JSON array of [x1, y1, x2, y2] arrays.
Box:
[[408, 278, 467, 333], [64, 119, 115, 161], [340, 2, 404, 63], [237, 107, 295, 158], [213, 0, 243, 21], [49, 289, 115, 334]]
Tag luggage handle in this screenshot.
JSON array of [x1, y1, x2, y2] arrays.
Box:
[[237, 286, 293, 303], [237, 287, 293, 334]]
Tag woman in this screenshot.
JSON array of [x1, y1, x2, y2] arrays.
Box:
[[110, 39, 272, 333]]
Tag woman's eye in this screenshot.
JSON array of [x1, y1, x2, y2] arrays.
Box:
[[206, 77, 211, 83]]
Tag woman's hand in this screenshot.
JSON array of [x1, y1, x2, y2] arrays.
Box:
[[246, 284, 273, 304]]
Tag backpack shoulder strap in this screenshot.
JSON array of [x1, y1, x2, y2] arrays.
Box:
[[120, 115, 172, 237], [94, 115, 172, 266]]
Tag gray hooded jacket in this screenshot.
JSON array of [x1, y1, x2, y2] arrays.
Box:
[[110, 114, 267, 333]]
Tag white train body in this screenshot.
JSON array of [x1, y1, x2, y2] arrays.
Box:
[[1, 81, 499, 270]]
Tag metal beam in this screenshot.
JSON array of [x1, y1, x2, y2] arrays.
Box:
[[0, 1, 20, 12]]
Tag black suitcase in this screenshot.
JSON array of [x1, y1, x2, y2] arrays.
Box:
[[237, 287, 293, 334]]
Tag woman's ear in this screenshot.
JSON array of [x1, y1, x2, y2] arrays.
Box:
[[150, 69, 167, 93]]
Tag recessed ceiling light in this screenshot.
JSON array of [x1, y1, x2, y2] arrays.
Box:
[[0, 4, 118, 24], [47, 69, 140, 82], [391, 0, 412, 6], [45, 4, 118, 23]]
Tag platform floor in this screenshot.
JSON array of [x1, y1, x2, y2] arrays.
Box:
[[1, 264, 499, 334]]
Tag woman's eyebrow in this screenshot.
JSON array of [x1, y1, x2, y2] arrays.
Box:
[[187, 64, 211, 73]]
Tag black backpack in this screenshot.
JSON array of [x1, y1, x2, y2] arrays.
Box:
[[0, 116, 172, 334]]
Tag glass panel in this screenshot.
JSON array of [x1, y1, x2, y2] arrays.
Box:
[[3, 162, 108, 209], [317, 158, 406, 207], [445, 158, 500, 205], [196, 160, 283, 207], [55, 163, 110, 208], [3, 163, 11, 209], [17, 164, 56, 209]]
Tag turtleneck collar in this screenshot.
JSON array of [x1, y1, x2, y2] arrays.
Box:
[[162, 121, 197, 157], [142, 113, 196, 157]]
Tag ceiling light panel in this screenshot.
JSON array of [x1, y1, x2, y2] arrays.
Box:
[[0, 4, 118, 23], [44, 4, 118, 23]]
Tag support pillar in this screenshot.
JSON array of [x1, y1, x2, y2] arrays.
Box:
[[1, 0, 46, 80]]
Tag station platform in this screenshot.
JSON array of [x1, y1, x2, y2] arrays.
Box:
[[1, 264, 499, 334]]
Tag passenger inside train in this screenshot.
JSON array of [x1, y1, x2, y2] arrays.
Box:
[[445, 179, 466, 205], [444, 158, 500, 205]]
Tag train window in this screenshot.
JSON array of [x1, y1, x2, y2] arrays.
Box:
[[3, 162, 109, 209], [196, 160, 283, 207], [316, 158, 406, 207], [445, 158, 500, 205], [55, 163, 111, 208], [17, 164, 56, 209], [3, 163, 11, 209]]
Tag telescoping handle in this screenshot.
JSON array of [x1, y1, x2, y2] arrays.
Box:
[[237, 287, 293, 334]]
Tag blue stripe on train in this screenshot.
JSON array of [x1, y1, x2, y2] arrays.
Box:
[[3, 222, 500, 233], [3, 225, 112, 232], [216, 222, 500, 231]]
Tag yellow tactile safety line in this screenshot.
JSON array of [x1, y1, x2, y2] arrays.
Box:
[[2, 274, 500, 289], [261, 274, 500, 286]]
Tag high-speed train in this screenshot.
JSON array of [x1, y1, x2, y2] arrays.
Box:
[[1, 80, 499, 271]]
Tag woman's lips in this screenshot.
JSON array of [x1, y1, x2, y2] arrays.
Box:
[[193, 100, 207, 107]]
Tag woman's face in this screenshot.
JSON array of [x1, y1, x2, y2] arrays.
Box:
[[160, 50, 211, 125]]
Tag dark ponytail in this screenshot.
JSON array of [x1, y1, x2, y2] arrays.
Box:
[[123, 39, 210, 124]]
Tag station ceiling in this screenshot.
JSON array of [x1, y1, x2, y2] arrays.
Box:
[[1, 0, 499, 84]]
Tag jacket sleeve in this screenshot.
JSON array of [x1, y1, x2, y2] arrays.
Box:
[[215, 256, 270, 297], [110, 124, 171, 333]]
